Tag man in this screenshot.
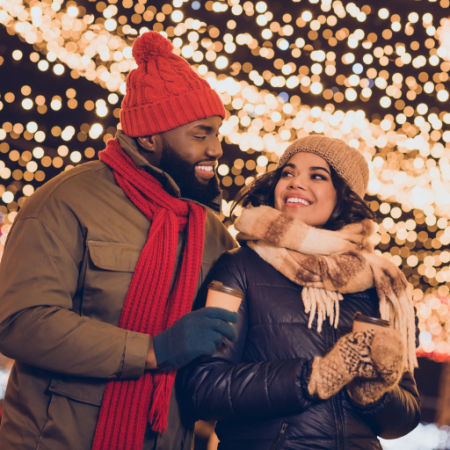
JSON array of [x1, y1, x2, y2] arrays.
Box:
[[0, 31, 237, 449]]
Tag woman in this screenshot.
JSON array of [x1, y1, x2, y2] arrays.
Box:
[[179, 135, 420, 449]]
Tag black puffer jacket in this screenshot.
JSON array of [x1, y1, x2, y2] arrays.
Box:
[[179, 246, 421, 450]]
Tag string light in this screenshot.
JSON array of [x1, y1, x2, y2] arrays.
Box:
[[0, 0, 448, 361]]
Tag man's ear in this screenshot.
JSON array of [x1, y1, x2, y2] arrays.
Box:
[[137, 135, 162, 152]]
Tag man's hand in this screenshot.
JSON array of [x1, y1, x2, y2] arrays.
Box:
[[151, 307, 238, 370]]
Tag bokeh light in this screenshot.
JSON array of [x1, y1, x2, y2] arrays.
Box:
[[0, 0, 448, 366]]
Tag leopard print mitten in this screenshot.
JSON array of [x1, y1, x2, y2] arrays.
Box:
[[346, 327, 404, 405], [308, 330, 377, 399]]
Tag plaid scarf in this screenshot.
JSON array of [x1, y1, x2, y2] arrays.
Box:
[[235, 205, 417, 373], [91, 139, 206, 449]]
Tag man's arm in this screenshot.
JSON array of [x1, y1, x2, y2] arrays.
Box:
[[0, 216, 150, 380]]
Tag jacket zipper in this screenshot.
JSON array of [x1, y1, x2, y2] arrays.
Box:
[[269, 422, 288, 450], [329, 326, 345, 450]]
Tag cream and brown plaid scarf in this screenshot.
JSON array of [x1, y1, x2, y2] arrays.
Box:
[[235, 205, 418, 372]]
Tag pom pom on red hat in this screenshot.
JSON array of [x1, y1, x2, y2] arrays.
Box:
[[132, 31, 173, 65]]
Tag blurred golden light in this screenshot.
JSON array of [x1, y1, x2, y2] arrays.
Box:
[[0, 0, 448, 362]]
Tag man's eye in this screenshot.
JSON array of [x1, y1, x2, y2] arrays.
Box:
[[194, 135, 206, 140]]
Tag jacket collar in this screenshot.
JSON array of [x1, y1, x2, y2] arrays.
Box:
[[116, 130, 223, 213]]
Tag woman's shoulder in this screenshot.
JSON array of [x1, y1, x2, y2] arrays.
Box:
[[209, 245, 259, 283], [218, 244, 260, 265]]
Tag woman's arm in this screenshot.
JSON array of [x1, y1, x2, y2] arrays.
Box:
[[178, 354, 313, 421], [346, 371, 421, 438]]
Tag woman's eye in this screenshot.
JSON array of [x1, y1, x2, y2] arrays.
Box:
[[281, 171, 293, 177], [312, 174, 327, 180]]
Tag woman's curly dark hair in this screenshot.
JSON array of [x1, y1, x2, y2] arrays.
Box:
[[231, 164, 374, 230]]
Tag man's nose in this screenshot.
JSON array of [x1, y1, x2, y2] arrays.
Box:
[[207, 138, 223, 159]]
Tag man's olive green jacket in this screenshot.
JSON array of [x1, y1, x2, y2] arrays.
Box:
[[0, 134, 235, 449]]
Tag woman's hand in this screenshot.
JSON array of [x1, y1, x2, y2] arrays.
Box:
[[307, 330, 377, 399], [346, 327, 405, 405], [307, 327, 404, 400]]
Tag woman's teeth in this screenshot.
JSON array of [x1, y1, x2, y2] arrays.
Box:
[[286, 197, 311, 205]]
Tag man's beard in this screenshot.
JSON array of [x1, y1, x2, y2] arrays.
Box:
[[159, 143, 220, 205]]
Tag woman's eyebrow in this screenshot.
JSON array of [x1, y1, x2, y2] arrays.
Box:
[[310, 166, 331, 174], [284, 163, 330, 174]]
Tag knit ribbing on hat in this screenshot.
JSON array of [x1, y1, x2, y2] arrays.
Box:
[[278, 135, 369, 198], [121, 31, 225, 137]]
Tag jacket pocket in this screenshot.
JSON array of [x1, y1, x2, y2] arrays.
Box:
[[87, 240, 141, 272], [48, 377, 106, 406], [81, 241, 142, 321], [38, 378, 103, 449]]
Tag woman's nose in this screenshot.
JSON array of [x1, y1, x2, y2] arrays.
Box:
[[288, 175, 306, 189]]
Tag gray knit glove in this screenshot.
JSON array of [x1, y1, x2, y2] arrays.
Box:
[[346, 328, 404, 405], [308, 330, 377, 399]]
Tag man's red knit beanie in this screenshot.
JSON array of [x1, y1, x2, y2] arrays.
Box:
[[120, 31, 226, 137]]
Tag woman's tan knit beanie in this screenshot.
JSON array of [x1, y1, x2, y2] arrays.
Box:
[[278, 135, 369, 198]]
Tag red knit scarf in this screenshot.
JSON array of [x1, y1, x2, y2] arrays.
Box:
[[91, 139, 206, 449]]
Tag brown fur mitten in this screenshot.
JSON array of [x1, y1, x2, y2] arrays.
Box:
[[308, 330, 377, 399], [346, 327, 404, 405]]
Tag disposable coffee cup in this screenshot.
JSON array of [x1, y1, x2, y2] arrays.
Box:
[[205, 281, 244, 312], [353, 312, 390, 332]]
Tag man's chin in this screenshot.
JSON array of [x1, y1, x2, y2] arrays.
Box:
[[180, 177, 219, 204], [194, 175, 213, 185]]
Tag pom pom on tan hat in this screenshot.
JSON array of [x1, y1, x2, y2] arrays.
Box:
[[120, 31, 225, 137], [278, 135, 369, 198]]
